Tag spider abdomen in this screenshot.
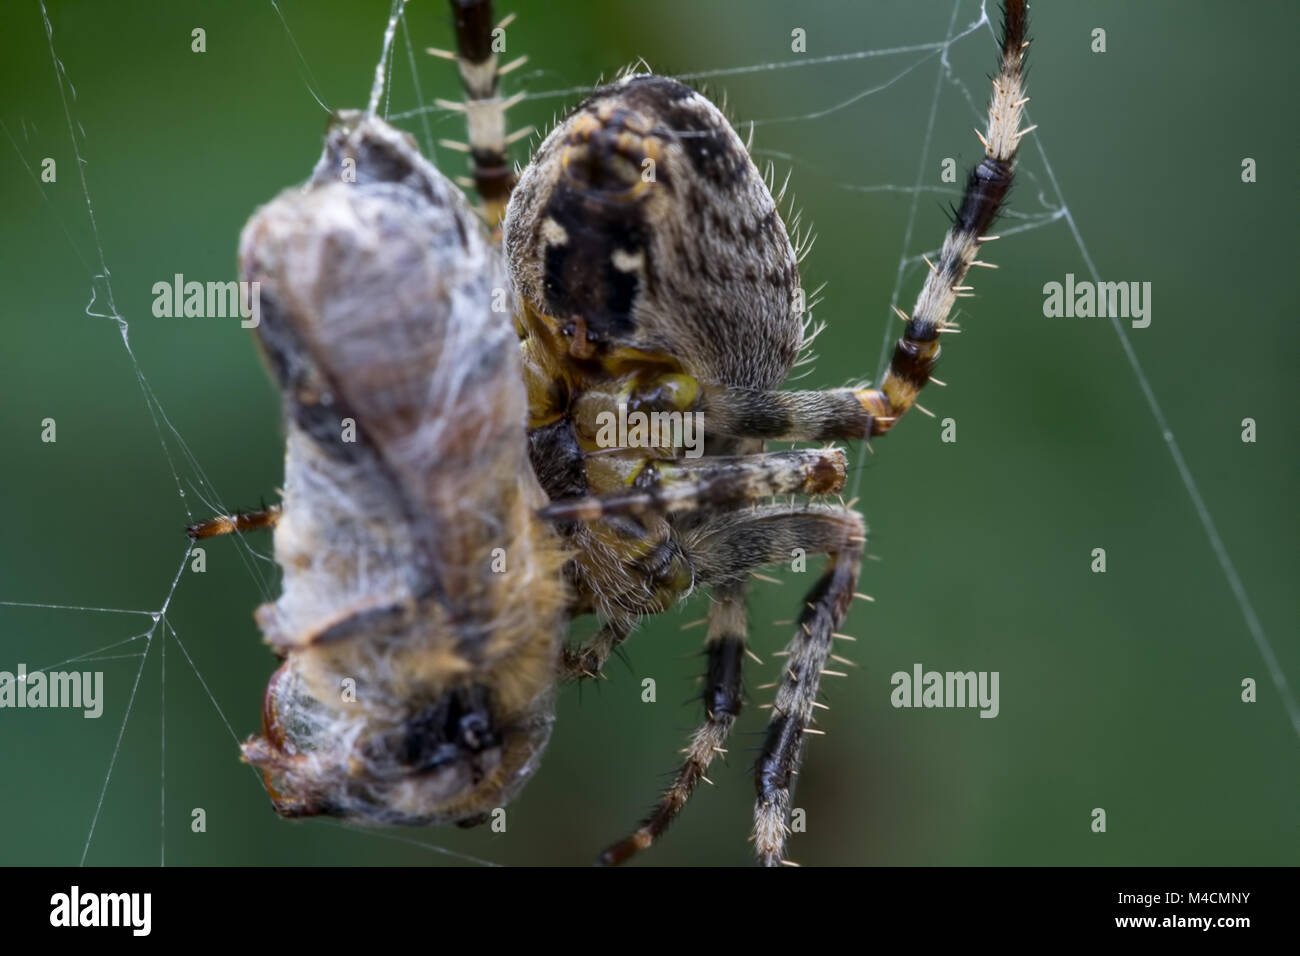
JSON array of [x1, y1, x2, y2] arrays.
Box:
[[505, 73, 803, 391]]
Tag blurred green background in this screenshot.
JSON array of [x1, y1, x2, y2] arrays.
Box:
[[1, 0, 1295, 867]]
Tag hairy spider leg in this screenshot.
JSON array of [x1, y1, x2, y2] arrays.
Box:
[[692, 0, 1031, 444], [430, 0, 532, 230]]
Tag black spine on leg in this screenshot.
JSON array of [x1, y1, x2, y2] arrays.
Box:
[[953, 157, 1014, 240], [451, 0, 494, 65], [704, 636, 745, 719]]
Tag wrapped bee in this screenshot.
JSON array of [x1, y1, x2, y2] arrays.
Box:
[[192, 0, 1031, 864], [213, 111, 567, 826]]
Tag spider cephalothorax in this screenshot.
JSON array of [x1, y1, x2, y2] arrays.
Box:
[[190, 0, 1031, 866]]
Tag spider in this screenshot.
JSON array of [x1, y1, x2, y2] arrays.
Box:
[[189, 0, 1030, 866]]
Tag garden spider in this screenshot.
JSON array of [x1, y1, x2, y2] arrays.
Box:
[[190, 0, 1030, 865]]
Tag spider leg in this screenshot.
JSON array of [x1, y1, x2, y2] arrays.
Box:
[[431, 0, 531, 229], [592, 500, 862, 865], [689, 503, 865, 866], [186, 505, 282, 540], [547, 449, 831, 680], [599, 580, 749, 865], [752, 539, 860, 866], [561, 617, 635, 681], [537, 447, 846, 522], [694, 4, 1030, 444]]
